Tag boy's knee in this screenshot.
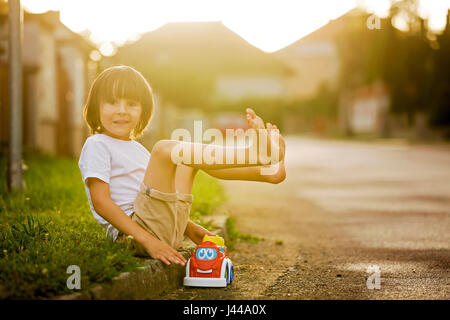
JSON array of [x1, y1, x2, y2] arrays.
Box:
[[152, 140, 179, 162]]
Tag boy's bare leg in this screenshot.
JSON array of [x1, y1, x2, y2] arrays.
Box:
[[201, 110, 286, 183], [143, 109, 285, 193], [175, 109, 285, 187], [202, 159, 285, 184], [143, 140, 259, 193], [175, 164, 198, 194], [201, 108, 285, 184]]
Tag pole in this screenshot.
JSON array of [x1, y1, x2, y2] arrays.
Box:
[[7, 0, 23, 191]]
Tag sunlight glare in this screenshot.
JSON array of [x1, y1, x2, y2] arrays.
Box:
[[21, 0, 450, 53]]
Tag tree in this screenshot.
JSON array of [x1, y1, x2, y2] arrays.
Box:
[[336, 0, 448, 130]]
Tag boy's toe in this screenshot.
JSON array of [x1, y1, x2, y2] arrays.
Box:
[[246, 108, 256, 118]]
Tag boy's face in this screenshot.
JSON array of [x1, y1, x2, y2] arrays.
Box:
[[99, 98, 142, 140]]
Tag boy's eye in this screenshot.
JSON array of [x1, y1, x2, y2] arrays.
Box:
[[127, 101, 139, 107]]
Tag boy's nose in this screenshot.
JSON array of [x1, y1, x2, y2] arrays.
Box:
[[117, 101, 128, 113]]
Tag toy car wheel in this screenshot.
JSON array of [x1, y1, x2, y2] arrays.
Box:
[[230, 264, 234, 284], [224, 262, 229, 284]]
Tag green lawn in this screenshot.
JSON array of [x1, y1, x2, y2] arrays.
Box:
[[0, 151, 226, 299]]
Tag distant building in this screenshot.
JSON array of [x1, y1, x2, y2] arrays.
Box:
[[272, 9, 394, 135], [273, 9, 366, 99], [215, 75, 284, 100], [113, 21, 291, 145], [0, 11, 97, 157], [339, 81, 390, 135], [115, 21, 289, 98]]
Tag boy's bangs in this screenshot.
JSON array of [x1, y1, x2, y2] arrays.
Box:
[[100, 71, 149, 104]]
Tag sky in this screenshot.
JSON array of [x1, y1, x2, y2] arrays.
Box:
[[21, 0, 450, 56]]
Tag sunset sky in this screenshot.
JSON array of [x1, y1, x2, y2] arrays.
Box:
[[21, 0, 450, 55]]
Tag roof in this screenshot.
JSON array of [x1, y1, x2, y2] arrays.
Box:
[[25, 10, 96, 52], [273, 8, 367, 58], [25, 10, 60, 30], [114, 21, 291, 76]]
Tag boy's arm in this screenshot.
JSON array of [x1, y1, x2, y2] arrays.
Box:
[[185, 220, 216, 245], [87, 177, 186, 266]]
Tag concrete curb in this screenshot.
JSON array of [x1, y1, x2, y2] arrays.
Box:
[[55, 215, 228, 300]]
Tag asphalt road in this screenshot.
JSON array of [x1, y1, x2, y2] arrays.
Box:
[[159, 137, 450, 299]]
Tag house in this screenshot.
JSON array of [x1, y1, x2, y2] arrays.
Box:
[[272, 8, 394, 135], [114, 21, 290, 99], [339, 80, 390, 135], [273, 8, 366, 99], [112, 21, 291, 145], [0, 10, 97, 157]]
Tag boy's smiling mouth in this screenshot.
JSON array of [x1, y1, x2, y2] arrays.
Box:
[[113, 120, 129, 124]]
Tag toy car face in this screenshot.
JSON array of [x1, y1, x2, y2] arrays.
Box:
[[190, 242, 223, 277], [184, 240, 234, 287], [195, 247, 218, 261]]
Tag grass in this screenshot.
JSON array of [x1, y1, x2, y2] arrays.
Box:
[[225, 217, 264, 251], [190, 169, 227, 231], [0, 151, 226, 299]]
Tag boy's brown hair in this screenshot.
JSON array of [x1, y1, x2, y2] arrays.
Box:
[[83, 65, 154, 139]]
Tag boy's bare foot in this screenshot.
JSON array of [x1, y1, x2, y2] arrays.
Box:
[[266, 122, 286, 158], [245, 108, 285, 164], [246, 108, 265, 130], [264, 123, 286, 182]]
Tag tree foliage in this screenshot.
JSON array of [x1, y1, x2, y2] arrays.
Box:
[[336, 0, 450, 128]]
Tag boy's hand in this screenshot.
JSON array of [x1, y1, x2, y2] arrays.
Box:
[[142, 236, 186, 266]]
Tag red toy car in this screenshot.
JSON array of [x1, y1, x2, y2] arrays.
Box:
[[183, 235, 234, 287]]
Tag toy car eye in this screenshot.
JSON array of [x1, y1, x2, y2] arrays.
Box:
[[197, 248, 206, 259], [206, 249, 214, 259]]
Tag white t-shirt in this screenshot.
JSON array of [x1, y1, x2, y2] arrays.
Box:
[[78, 133, 150, 241]]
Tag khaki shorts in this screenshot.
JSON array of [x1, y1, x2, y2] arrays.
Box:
[[117, 183, 193, 257]]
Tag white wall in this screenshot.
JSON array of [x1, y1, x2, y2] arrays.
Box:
[[215, 75, 284, 100]]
